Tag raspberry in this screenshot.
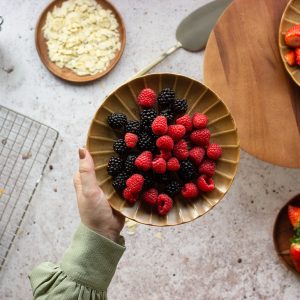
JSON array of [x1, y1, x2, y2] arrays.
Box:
[[135, 151, 152, 171], [107, 113, 127, 129], [207, 143, 222, 160], [156, 135, 174, 151], [113, 139, 128, 155], [151, 116, 168, 136], [173, 139, 189, 160], [166, 157, 180, 171], [181, 182, 199, 198], [167, 124, 186, 141], [124, 133, 138, 148], [157, 194, 173, 216], [196, 175, 215, 192], [173, 99, 188, 114], [179, 160, 197, 182], [189, 147, 205, 165], [123, 187, 138, 204], [199, 159, 216, 177], [143, 188, 158, 206], [125, 120, 140, 134], [176, 114, 193, 132], [138, 132, 156, 151], [107, 156, 123, 176], [165, 181, 182, 196], [157, 88, 176, 108], [137, 88, 157, 108], [126, 174, 144, 193], [192, 112, 208, 129], [152, 157, 167, 174], [190, 128, 211, 146], [156, 150, 172, 161], [124, 154, 137, 174]]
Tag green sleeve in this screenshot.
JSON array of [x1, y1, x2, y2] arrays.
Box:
[[29, 223, 125, 300]]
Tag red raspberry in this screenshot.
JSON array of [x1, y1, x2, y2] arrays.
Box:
[[207, 143, 222, 160], [157, 194, 173, 216], [156, 150, 172, 161], [173, 139, 189, 160], [151, 116, 168, 136], [175, 114, 193, 132], [135, 151, 152, 171], [190, 128, 211, 146], [137, 88, 156, 108], [126, 174, 144, 193], [192, 112, 208, 129], [181, 182, 199, 198], [167, 124, 186, 141], [143, 188, 158, 206], [123, 187, 138, 204], [198, 159, 216, 177], [152, 157, 167, 174], [296, 48, 300, 66], [189, 147, 205, 165], [124, 133, 138, 148], [196, 175, 215, 192], [166, 157, 180, 171], [156, 135, 174, 151]]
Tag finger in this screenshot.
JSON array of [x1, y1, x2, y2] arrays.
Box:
[[73, 171, 82, 194]]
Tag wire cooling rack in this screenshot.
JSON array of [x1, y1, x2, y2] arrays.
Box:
[[0, 105, 58, 271]]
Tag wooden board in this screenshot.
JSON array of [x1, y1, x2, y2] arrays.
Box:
[[204, 0, 300, 168]]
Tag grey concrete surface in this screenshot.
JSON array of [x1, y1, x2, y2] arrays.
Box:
[[0, 0, 300, 299]]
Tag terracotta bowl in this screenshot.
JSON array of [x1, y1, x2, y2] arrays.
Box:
[[86, 73, 240, 226], [279, 0, 300, 86], [35, 0, 126, 84], [273, 194, 300, 275]]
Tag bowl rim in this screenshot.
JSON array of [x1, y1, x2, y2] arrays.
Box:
[[86, 73, 241, 226]]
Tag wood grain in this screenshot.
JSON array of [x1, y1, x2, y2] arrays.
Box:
[[204, 0, 300, 168], [35, 0, 126, 84]]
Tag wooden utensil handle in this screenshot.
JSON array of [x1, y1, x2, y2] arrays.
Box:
[[129, 42, 182, 81]]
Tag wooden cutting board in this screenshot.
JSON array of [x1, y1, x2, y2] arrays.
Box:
[[204, 0, 300, 168]]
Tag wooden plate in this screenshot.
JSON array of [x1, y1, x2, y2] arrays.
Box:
[[35, 0, 126, 84], [204, 0, 300, 168], [279, 0, 300, 86], [86, 73, 240, 226], [273, 194, 300, 275]]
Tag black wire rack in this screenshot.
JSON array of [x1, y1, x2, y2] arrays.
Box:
[[0, 105, 58, 271]]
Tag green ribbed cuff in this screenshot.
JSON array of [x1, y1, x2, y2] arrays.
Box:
[[60, 223, 125, 291]]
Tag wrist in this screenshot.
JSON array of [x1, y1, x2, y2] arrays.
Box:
[[82, 222, 120, 242]]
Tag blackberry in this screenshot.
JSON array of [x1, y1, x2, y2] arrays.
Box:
[[138, 132, 156, 151], [107, 113, 127, 129], [157, 88, 176, 108], [157, 172, 172, 185], [113, 139, 128, 155], [125, 120, 140, 134], [140, 109, 157, 131], [107, 156, 123, 176], [179, 160, 196, 182], [112, 172, 129, 192], [141, 172, 155, 189], [165, 181, 183, 197], [173, 99, 188, 115], [124, 154, 137, 174], [160, 108, 174, 124]]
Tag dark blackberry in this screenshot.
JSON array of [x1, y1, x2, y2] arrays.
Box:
[[113, 139, 128, 155], [125, 120, 140, 134], [165, 181, 183, 197], [179, 160, 196, 182], [157, 172, 172, 185], [124, 154, 137, 174], [141, 172, 154, 189], [138, 132, 156, 151], [140, 109, 157, 131], [107, 156, 123, 176], [157, 88, 176, 108], [173, 99, 188, 115], [160, 108, 174, 124], [107, 113, 127, 129], [112, 172, 129, 192]]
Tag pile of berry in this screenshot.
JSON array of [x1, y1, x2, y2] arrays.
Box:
[[106, 88, 222, 216], [283, 24, 300, 67]]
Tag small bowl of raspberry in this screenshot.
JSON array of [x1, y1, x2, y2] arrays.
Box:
[[87, 73, 240, 226]]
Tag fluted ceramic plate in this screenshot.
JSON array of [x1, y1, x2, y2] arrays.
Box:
[[279, 0, 300, 86], [87, 74, 240, 226]]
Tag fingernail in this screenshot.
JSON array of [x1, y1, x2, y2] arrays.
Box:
[[79, 148, 86, 159]]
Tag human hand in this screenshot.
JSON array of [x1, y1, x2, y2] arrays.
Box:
[[73, 148, 125, 242]]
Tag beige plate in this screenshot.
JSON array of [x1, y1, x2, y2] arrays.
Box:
[[87, 74, 240, 226], [279, 0, 300, 86], [35, 0, 126, 84], [273, 194, 300, 275]]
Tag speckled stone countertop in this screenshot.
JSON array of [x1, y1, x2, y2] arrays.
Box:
[[0, 0, 300, 299]]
